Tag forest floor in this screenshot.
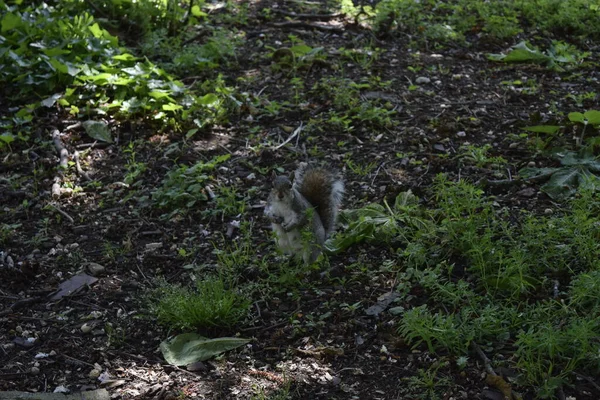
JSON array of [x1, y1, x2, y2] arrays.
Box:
[[1, 1, 600, 400]]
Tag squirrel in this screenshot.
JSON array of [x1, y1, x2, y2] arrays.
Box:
[[264, 162, 344, 264]]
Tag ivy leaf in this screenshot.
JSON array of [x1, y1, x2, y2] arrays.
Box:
[[197, 93, 219, 106], [82, 120, 113, 143], [162, 103, 183, 111], [1, 13, 22, 33], [191, 5, 207, 17], [159, 333, 250, 366], [41, 93, 62, 108]]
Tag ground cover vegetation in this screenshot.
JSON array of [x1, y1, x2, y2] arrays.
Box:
[[1, 0, 600, 399]]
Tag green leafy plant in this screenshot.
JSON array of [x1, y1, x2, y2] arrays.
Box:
[[329, 190, 432, 252], [488, 41, 588, 70], [520, 148, 600, 200], [152, 154, 231, 217]]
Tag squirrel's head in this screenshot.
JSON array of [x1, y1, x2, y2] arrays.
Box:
[[271, 174, 293, 201]]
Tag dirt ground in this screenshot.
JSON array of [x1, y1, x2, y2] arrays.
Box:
[[1, 1, 599, 399]]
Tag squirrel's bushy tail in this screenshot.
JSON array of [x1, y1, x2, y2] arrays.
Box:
[[294, 162, 344, 237]]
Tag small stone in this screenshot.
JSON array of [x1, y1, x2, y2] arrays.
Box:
[[517, 187, 537, 198], [509, 142, 519, 149], [30, 366, 40, 375], [86, 262, 106, 277], [544, 208, 553, 215], [415, 76, 431, 84], [456, 131, 466, 137], [527, 161, 536, 168], [81, 323, 93, 334], [89, 369, 101, 379], [246, 173, 256, 181], [54, 385, 70, 394]]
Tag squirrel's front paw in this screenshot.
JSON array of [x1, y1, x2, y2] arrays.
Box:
[[281, 221, 294, 231]]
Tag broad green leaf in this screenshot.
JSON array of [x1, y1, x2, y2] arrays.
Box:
[[584, 110, 600, 125], [122, 64, 147, 76], [42, 48, 70, 57], [191, 5, 207, 17], [394, 190, 419, 211], [1, 13, 22, 33], [488, 41, 550, 65], [289, 44, 312, 56], [186, 128, 199, 139], [49, 58, 68, 74], [82, 120, 113, 143], [560, 149, 596, 167], [521, 125, 561, 134], [0, 133, 15, 144], [540, 167, 580, 200], [88, 22, 103, 38], [8, 50, 28, 67], [162, 103, 183, 111], [568, 112, 585, 123], [198, 93, 218, 106], [519, 167, 559, 180], [578, 168, 600, 191], [149, 90, 171, 99], [112, 53, 137, 61], [80, 72, 114, 83], [41, 93, 62, 108], [159, 333, 250, 366]]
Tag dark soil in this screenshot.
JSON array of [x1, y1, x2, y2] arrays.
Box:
[[1, 1, 600, 400]]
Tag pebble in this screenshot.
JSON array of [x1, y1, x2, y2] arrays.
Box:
[[30, 366, 40, 375], [81, 323, 93, 334], [527, 161, 536, 168], [456, 131, 466, 137], [89, 369, 101, 379], [86, 262, 106, 277], [415, 76, 431, 84], [544, 208, 553, 215], [509, 142, 519, 149], [517, 187, 537, 198]]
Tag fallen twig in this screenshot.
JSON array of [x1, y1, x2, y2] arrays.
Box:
[[471, 342, 522, 400], [48, 203, 75, 224], [74, 150, 92, 181], [274, 122, 304, 150], [52, 129, 69, 169]]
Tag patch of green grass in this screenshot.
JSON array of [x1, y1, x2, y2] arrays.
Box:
[[150, 277, 251, 330], [335, 176, 600, 396], [310, 77, 396, 133], [371, 0, 600, 45], [140, 28, 241, 75]]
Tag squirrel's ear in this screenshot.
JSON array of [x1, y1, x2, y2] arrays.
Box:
[[288, 170, 295, 181], [271, 170, 277, 180]]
